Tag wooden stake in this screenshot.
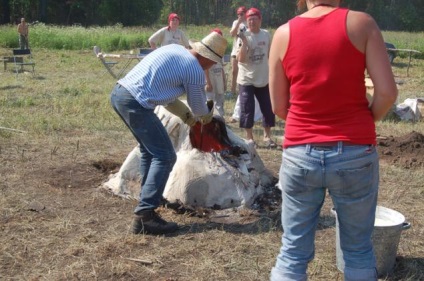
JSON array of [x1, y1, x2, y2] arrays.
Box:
[[122, 257, 153, 265], [0, 126, 26, 133]]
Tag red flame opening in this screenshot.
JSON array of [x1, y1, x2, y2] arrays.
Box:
[[189, 119, 232, 152]]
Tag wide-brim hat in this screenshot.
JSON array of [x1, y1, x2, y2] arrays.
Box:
[[189, 32, 227, 63]]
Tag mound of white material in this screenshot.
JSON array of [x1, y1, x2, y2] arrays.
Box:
[[102, 104, 274, 209]]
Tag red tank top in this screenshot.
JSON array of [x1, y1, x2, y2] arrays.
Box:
[[282, 8, 376, 148]]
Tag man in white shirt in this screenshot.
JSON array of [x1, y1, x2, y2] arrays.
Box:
[[236, 8, 277, 148]]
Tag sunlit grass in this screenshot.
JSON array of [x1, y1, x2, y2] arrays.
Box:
[[0, 24, 232, 53]]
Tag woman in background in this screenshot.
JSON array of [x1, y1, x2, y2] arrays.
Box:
[[269, 0, 397, 280], [148, 13, 190, 49]]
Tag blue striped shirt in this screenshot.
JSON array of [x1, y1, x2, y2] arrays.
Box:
[[118, 44, 209, 116]]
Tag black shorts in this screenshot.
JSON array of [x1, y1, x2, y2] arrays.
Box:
[[238, 84, 275, 129]]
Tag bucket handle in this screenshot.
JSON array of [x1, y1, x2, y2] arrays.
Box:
[[402, 222, 411, 231]]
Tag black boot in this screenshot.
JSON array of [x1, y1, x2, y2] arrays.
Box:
[[132, 209, 178, 235]]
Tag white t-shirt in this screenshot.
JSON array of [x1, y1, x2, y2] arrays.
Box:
[[148, 27, 190, 48], [230, 20, 246, 57], [207, 62, 225, 94], [236, 29, 270, 87]]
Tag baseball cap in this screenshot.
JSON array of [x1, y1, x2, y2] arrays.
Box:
[[211, 28, 223, 36], [168, 13, 180, 23], [246, 8, 261, 19], [237, 6, 247, 15]]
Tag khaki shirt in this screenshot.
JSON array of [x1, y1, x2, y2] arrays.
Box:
[[148, 27, 189, 48]]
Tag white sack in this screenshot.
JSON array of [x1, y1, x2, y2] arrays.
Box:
[[102, 103, 274, 209]]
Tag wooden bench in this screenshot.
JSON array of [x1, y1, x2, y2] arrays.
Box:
[[386, 48, 422, 77]]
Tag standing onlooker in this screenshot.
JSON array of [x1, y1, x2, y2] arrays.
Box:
[[148, 13, 190, 49], [205, 28, 227, 117], [111, 32, 227, 235], [228, 6, 263, 124], [229, 6, 247, 95], [269, 0, 398, 280], [17, 17, 29, 49], [236, 8, 277, 148]]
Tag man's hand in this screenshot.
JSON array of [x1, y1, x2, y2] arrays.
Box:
[[199, 100, 214, 124], [165, 99, 196, 126], [184, 112, 196, 126], [205, 83, 213, 92]]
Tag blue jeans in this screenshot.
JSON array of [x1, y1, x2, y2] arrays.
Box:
[[271, 142, 378, 281], [110, 84, 177, 214]]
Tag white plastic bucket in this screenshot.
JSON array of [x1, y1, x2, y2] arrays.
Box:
[[332, 206, 411, 277]]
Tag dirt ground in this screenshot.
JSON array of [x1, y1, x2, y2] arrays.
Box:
[[377, 131, 424, 169], [1, 130, 423, 280]]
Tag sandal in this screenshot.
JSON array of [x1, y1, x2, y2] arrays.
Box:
[[247, 139, 258, 149], [264, 139, 278, 149]]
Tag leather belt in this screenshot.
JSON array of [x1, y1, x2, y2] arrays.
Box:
[[310, 141, 358, 147]]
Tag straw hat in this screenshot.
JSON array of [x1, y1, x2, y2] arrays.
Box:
[[189, 32, 227, 63]]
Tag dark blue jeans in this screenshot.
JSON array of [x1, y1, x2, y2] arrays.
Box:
[[110, 84, 177, 214], [238, 84, 275, 129]]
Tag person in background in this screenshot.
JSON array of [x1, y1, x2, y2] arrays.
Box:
[[268, 0, 398, 280], [17, 17, 29, 49], [229, 6, 247, 95], [205, 28, 227, 118], [111, 32, 227, 235], [228, 6, 263, 124], [148, 13, 190, 49], [236, 7, 277, 148], [228, 95, 263, 123]]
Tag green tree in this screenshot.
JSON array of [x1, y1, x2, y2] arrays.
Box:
[[98, 0, 163, 26]]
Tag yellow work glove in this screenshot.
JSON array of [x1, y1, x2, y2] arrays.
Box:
[[165, 99, 196, 126], [199, 100, 214, 124]]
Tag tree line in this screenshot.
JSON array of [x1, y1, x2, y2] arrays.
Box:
[[1, 0, 423, 31]]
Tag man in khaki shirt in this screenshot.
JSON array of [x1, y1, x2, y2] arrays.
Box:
[[17, 18, 29, 49]]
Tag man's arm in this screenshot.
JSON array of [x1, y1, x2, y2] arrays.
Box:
[[230, 20, 243, 37], [148, 28, 164, 49], [205, 69, 212, 92], [236, 34, 248, 63]]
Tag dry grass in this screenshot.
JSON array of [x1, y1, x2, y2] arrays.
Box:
[[0, 47, 423, 281]]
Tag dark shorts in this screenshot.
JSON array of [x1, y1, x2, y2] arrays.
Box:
[[238, 84, 275, 129]]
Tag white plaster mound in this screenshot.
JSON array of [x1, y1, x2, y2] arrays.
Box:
[[102, 103, 274, 209]]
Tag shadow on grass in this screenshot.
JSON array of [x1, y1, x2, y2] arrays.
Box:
[[166, 211, 336, 237], [0, 85, 23, 90], [175, 214, 282, 235], [384, 256, 424, 280]]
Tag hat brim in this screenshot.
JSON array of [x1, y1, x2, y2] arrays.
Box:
[[189, 40, 221, 63]]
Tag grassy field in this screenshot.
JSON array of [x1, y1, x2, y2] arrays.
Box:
[[1, 23, 423, 57], [0, 28, 423, 280]]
